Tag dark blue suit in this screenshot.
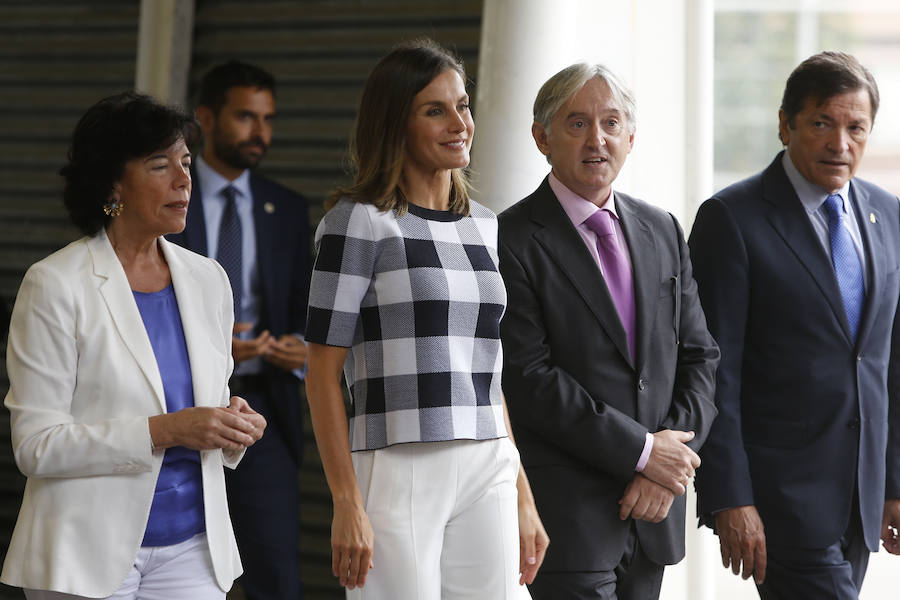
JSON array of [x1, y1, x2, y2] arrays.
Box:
[[167, 170, 310, 599], [690, 152, 900, 597]]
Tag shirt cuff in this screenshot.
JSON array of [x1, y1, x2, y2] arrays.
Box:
[[291, 333, 308, 380], [635, 431, 654, 472]]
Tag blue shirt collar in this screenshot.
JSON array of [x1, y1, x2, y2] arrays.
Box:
[[195, 156, 252, 203], [781, 150, 852, 216]]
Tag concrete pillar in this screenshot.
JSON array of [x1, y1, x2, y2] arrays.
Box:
[[470, 0, 579, 213], [680, 1, 720, 598], [135, 0, 195, 105], [684, 0, 715, 228]]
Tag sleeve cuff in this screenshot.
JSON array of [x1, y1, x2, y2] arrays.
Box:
[[291, 333, 308, 380], [635, 431, 654, 472]]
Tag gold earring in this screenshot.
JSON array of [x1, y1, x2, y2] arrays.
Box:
[[103, 198, 123, 217]]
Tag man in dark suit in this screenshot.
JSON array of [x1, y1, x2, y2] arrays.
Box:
[[167, 61, 310, 599], [498, 63, 719, 600], [690, 51, 900, 599]]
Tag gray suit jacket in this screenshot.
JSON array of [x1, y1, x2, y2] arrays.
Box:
[[498, 177, 719, 571]]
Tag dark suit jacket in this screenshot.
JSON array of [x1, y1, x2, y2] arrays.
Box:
[[498, 178, 719, 571], [167, 170, 311, 463], [689, 151, 900, 551]]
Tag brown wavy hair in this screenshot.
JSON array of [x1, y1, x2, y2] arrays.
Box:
[[328, 38, 471, 215]]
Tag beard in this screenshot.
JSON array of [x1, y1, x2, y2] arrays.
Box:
[[211, 131, 268, 171]]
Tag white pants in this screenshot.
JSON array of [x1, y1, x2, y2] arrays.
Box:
[[349, 438, 530, 600], [24, 533, 224, 600]]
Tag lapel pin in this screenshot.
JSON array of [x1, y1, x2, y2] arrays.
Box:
[[264, 202, 275, 214], [870, 212, 877, 224]]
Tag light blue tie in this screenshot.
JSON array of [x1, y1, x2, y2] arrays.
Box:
[[824, 193, 864, 340]]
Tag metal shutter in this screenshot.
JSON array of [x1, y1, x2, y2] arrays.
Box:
[[0, 3, 140, 598]]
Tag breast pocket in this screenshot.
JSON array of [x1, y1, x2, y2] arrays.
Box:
[[873, 265, 900, 323], [884, 265, 900, 291], [658, 275, 680, 344]]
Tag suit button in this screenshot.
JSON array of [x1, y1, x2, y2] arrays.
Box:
[[857, 355, 863, 362], [848, 419, 860, 429], [638, 378, 647, 391]]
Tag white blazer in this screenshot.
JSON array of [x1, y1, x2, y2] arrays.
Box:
[[0, 231, 243, 596]]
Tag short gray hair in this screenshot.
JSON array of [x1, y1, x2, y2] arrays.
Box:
[[533, 63, 637, 135]]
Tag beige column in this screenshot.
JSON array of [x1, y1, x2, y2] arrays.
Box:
[[135, 0, 195, 105], [470, 0, 579, 213], [681, 0, 719, 591]]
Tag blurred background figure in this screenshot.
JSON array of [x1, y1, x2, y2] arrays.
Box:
[[167, 60, 311, 600]]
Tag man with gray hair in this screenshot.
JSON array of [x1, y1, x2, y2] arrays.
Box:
[[498, 63, 719, 599]]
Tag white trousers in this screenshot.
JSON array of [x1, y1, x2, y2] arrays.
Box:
[[348, 437, 531, 600], [24, 533, 224, 600]]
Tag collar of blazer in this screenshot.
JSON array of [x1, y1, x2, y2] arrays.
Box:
[[762, 151, 886, 346], [526, 177, 659, 369], [86, 231, 219, 413]]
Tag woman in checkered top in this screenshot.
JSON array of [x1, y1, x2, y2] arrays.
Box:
[[305, 39, 548, 599]]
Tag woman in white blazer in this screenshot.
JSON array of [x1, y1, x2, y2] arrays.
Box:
[[1, 92, 266, 599]]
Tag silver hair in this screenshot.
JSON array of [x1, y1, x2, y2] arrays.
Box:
[[533, 63, 637, 136]]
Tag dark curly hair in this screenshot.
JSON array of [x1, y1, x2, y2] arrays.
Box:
[[328, 38, 471, 215], [60, 92, 199, 236]]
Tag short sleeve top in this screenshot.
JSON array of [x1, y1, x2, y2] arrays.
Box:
[[306, 199, 508, 451]]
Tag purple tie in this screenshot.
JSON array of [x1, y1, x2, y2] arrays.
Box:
[[585, 209, 636, 360]]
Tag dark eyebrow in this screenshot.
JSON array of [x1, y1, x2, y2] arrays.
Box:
[[235, 108, 276, 120], [417, 94, 469, 109]]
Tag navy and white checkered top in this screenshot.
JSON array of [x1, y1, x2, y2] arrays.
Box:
[[306, 198, 508, 451]]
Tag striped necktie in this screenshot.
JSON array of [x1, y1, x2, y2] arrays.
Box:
[[217, 185, 243, 320]]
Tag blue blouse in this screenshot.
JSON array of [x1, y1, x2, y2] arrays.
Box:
[[133, 284, 205, 547]]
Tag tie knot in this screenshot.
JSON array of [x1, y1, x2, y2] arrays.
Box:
[[222, 185, 237, 205], [584, 209, 615, 237], [825, 193, 844, 220]]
